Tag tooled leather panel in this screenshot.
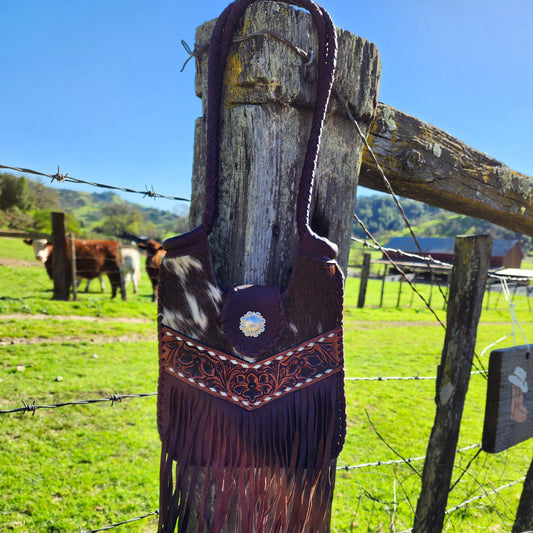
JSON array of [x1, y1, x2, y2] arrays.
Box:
[[159, 324, 343, 411]]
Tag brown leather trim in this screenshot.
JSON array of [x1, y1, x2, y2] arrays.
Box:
[[159, 324, 343, 411]]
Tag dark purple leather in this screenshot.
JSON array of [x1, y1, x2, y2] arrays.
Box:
[[221, 284, 286, 357]]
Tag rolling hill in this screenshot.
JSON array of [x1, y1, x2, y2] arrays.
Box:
[[1, 171, 530, 251]]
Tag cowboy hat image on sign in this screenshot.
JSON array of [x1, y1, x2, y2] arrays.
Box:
[[483, 345, 533, 453]]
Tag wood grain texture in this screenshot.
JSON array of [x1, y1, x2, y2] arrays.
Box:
[[413, 235, 492, 533], [360, 103, 533, 237], [190, 1, 381, 288]]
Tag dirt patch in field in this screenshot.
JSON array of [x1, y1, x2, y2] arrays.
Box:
[[0, 332, 155, 346], [1, 314, 155, 346], [348, 320, 442, 329], [2, 313, 153, 324], [0, 257, 38, 268]]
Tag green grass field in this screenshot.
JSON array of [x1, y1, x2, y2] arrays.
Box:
[[1, 237, 532, 532]]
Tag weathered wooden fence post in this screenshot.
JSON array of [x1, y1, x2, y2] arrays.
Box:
[[357, 252, 371, 308], [51, 212, 70, 301], [379, 264, 388, 307], [413, 234, 492, 532], [190, 1, 381, 286], [186, 2, 381, 530], [396, 276, 404, 307], [69, 233, 77, 301]]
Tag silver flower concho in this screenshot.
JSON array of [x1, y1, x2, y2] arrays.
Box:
[[239, 311, 266, 338]]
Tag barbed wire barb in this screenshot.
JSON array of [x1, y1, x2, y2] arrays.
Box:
[[180, 40, 201, 72], [337, 443, 481, 471], [0, 391, 157, 415], [51, 165, 68, 183]]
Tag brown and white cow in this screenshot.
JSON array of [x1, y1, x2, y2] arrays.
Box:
[[138, 239, 166, 301], [24, 238, 123, 298], [25, 238, 105, 292]]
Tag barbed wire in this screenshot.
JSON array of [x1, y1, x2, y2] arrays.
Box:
[[0, 391, 157, 415], [351, 236, 453, 269], [0, 164, 190, 203], [397, 477, 527, 533], [445, 477, 526, 516], [0, 370, 491, 418], [344, 370, 487, 382], [0, 372, 480, 417], [79, 509, 159, 533], [337, 444, 481, 471]]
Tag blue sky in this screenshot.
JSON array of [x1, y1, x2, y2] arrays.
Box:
[[1, 0, 532, 214]]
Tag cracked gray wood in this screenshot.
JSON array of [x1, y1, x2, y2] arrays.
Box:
[[360, 103, 533, 237], [190, 1, 381, 288]]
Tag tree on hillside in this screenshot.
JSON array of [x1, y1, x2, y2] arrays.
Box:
[[0, 173, 33, 211], [354, 195, 405, 237], [93, 203, 144, 237], [32, 209, 81, 235], [28, 179, 61, 210]]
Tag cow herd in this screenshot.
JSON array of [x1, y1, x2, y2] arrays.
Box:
[[23, 237, 165, 301]]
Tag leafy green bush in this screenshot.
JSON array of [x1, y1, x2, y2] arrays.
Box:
[[0, 173, 33, 212]]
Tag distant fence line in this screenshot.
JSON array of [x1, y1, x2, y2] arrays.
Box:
[[352, 236, 533, 283]]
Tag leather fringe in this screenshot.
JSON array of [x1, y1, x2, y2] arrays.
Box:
[[158, 373, 340, 532]]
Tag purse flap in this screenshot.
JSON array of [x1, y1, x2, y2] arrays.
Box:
[[221, 284, 285, 358]]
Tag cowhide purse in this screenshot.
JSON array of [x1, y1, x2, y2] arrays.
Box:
[[157, 1, 345, 531]]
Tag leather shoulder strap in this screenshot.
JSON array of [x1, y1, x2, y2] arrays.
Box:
[[202, 0, 337, 242]]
